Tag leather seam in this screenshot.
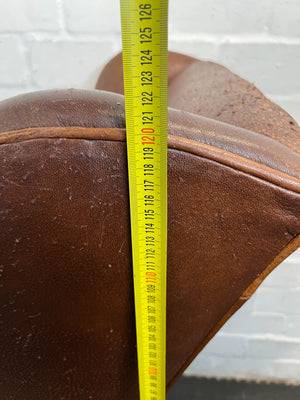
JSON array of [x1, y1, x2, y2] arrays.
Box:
[[1, 126, 300, 194]]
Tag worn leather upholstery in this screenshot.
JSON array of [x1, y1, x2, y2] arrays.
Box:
[[1, 52, 300, 399], [97, 52, 300, 153]]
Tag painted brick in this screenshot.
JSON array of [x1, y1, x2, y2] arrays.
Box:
[[262, 258, 300, 289], [254, 287, 300, 316], [198, 333, 248, 358], [0, 0, 59, 32], [272, 359, 300, 383], [217, 42, 300, 95], [246, 336, 300, 360], [169, 0, 271, 35], [222, 311, 287, 336], [0, 36, 28, 85], [30, 40, 113, 89], [286, 315, 300, 337], [64, 0, 121, 34], [201, 333, 300, 361], [268, 0, 300, 37]]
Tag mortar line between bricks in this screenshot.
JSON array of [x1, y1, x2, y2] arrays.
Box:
[[14, 32, 121, 43], [17, 34, 39, 88], [186, 353, 300, 363], [169, 33, 300, 45], [56, 0, 67, 35], [256, 287, 300, 293], [217, 332, 300, 344], [275, 359, 300, 365], [270, 94, 300, 101], [193, 353, 283, 362], [2, 32, 299, 44], [251, 310, 288, 318]]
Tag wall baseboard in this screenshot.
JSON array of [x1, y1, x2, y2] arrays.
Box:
[[167, 376, 300, 400]]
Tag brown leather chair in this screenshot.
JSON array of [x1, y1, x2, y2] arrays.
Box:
[[0, 52, 299, 399]]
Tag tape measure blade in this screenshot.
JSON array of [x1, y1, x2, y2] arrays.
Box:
[[120, 1, 168, 399]]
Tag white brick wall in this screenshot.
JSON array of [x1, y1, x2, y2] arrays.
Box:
[[30, 40, 113, 88], [0, 0, 300, 384], [0, 0, 60, 32]]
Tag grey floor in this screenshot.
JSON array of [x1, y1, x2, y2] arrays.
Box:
[[167, 377, 300, 400]]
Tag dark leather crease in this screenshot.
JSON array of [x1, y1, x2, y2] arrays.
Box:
[[0, 89, 126, 133]]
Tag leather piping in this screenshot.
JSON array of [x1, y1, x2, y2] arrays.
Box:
[[0, 126, 126, 144], [1, 126, 300, 194]]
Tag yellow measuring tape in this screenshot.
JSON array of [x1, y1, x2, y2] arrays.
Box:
[[120, 1, 168, 399]]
